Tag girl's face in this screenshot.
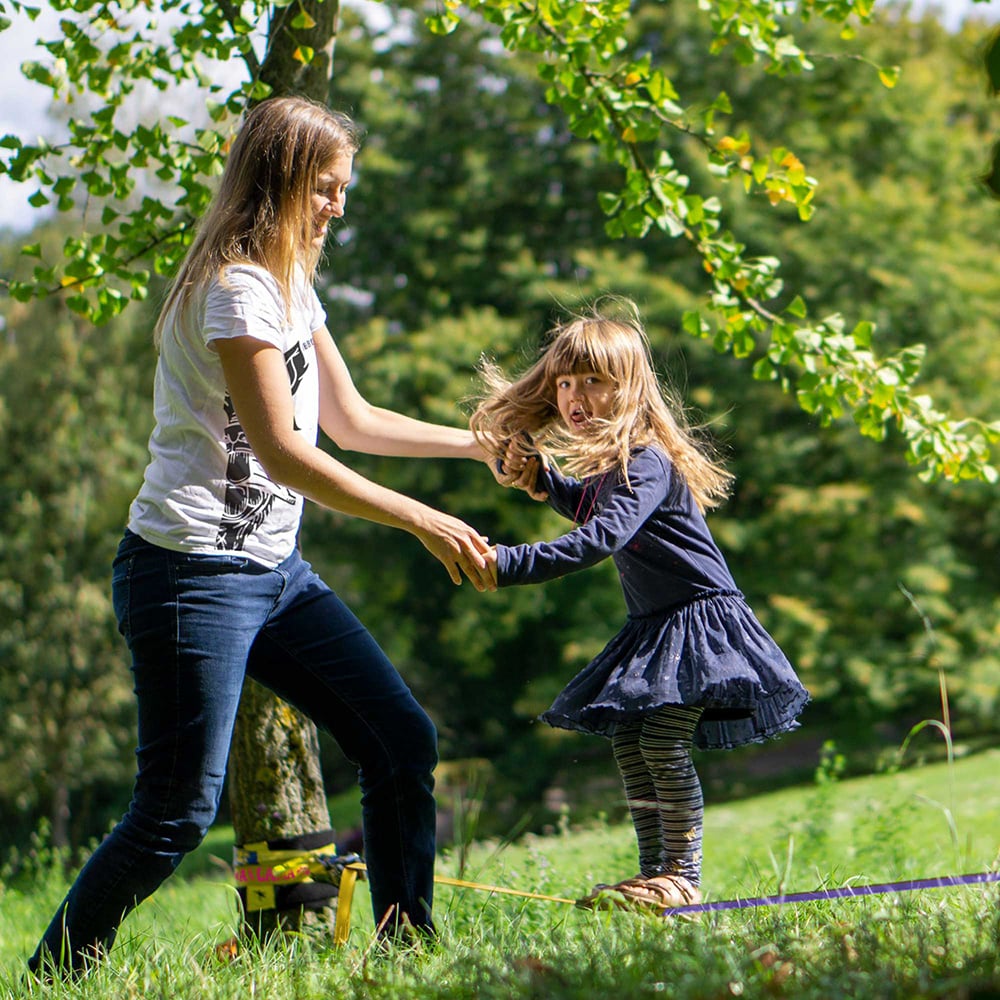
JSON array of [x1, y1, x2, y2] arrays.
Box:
[[310, 154, 353, 248], [555, 370, 615, 434]]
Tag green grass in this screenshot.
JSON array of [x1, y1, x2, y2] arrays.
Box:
[[2, 747, 999, 998]]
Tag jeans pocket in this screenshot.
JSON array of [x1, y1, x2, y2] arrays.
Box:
[[111, 551, 135, 639]]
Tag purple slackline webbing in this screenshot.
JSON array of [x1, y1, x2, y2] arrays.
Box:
[[668, 871, 1000, 916]]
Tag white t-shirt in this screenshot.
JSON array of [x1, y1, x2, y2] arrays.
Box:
[[128, 264, 326, 567]]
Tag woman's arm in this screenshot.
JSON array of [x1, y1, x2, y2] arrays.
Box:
[[313, 326, 543, 493], [314, 326, 482, 459], [215, 335, 495, 591]]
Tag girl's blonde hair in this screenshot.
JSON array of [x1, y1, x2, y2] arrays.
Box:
[[154, 96, 361, 344], [471, 300, 732, 511]]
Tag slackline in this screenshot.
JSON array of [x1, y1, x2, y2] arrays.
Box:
[[667, 870, 1000, 915], [332, 864, 1000, 942]]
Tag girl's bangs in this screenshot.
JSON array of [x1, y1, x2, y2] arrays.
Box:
[[544, 323, 619, 381]]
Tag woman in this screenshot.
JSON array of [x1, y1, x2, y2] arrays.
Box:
[[30, 95, 502, 975]]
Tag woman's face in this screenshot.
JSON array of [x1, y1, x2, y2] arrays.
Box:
[[310, 154, 353, 249]]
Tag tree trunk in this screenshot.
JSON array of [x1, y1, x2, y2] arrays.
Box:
[[50, 780, 70, 851], [258, 0, 340, 101], [228, 679, 336, 936], [227, 0, 342, 940]]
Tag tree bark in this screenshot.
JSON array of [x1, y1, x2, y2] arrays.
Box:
[[51, 780, 70, 851], [229, 679, 335, 936], [258, 0, 340, 102], [227, 0, 342, 940]]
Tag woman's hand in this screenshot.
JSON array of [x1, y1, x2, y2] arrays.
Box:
[[413, 509, 496, 592]]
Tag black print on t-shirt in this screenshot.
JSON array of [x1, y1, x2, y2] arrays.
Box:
[[216, 341, 307, 551], [284, 341, 307, 433]]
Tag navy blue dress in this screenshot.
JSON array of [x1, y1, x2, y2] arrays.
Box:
[[495, 446, 809, 750]]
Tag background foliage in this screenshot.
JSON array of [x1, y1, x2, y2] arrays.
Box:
[[0, 0, 998, 849]]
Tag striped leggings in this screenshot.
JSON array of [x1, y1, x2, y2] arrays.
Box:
[[611, 705, 704, 885]]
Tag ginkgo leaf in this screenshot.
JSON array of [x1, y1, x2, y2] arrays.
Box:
[[878, 65, 900, 88]]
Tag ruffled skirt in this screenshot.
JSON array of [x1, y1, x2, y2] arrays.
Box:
[[540, 591, 809, 750]]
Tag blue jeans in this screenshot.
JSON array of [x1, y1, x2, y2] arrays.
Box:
[[30, 531, 438, 973]]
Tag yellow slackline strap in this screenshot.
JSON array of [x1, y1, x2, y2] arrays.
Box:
[[334, 864, 367, 944], [332, 863, 576, 945], [235, 840, 357, 913], [433, 874, 577, 904]]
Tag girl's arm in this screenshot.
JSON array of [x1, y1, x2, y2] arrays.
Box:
[[215, 335, 495, 591], [314, 325, 483, 460], [496, 454, 600, 522], [497, 448, 672, 587], [535, 463, 586, 521]]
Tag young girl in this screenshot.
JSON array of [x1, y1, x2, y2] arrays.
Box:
[[29, 96, 500, 975], [472, 302, 809, 910]]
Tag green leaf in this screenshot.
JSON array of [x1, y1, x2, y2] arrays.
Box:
[[681, 310, 709, 337], [291, 9, 317, 29], [684, 195, 704, 224], [785, 295, 807, 318], [851, 321, 873, 348], [878, 65, 900, 89], [733, 326, 755, 357], [871, 382, 895, 407], [597, 191, 621, 215], [427, 12, 459, 35], [711, 91, 732, 114], [65, 293, 91, 315]]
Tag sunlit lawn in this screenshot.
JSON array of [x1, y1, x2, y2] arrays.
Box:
[[1, 747, 998, 998]]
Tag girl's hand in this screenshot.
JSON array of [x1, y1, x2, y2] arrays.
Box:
[[506, 453, 548, 501], [490, 438, 549, 501], [414, 510, 496, 592], [483, 546, 499, 589]]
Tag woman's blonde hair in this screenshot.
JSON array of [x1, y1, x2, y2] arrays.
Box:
[[471, 300, 732, 511], [154, 96, 361, 344]]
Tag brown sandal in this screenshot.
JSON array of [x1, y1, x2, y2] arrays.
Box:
[[614, 874, 701, 909], [575, 874, 646, 910]]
